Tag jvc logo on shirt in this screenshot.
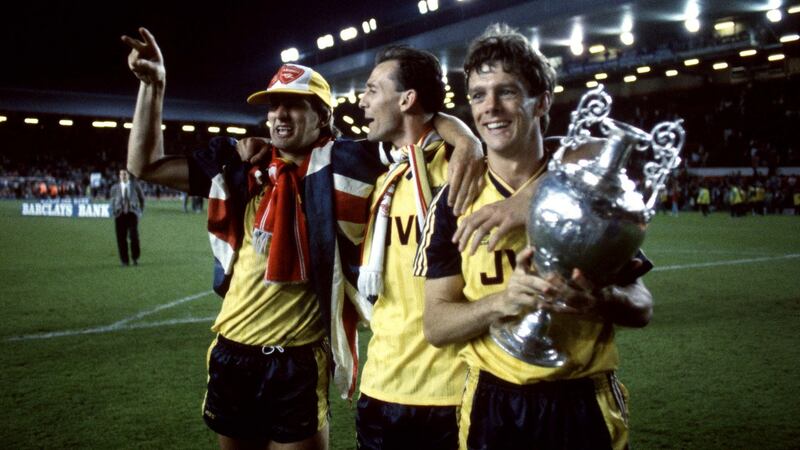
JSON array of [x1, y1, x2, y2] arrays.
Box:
[[385, 215, 421, 246], [480, 249, 517, 285]]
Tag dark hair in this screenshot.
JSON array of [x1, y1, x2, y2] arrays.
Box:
[[463, 23, 557, 132], [308, 96, 340, 138], [375, 45, 446, 114]]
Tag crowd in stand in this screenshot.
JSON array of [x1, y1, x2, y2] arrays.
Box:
[[2, 76, 799, 212]]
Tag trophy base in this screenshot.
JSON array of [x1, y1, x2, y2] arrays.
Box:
[[490, 322, 567, 368]]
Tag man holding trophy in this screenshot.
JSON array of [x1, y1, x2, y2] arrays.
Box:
[[415, 24, 667, 450]]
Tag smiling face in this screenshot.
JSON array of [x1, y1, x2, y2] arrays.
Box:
[[467, 61, 546, 157], [266, 94, 322, 153], [359, 60, 405, 145]]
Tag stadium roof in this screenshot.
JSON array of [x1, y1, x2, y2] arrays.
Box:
[[1, 0, 797, 126]]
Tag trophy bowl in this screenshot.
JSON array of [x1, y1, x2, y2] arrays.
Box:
[[490, 85, 685, 367]]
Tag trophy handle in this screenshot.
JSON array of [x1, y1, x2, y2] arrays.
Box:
[[641, 120, 686, 218], [555, 84, 612, 164]]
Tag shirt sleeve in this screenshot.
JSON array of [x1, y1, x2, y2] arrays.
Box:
[[413, 185, 461, 279]]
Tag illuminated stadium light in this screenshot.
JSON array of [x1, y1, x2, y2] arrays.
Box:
[[226, 126, 247, 135], [361, 126, 370, 134], [685, 18, 700, 33], [441, 72, 448, 84], [369, 18, 377, 31], [24, 117, 39, 124], [586, 80, 599, 88], [348, 92, 357, 104], [59, 119, 73, 126], [766, 9, 782, 23], [621, 14, 633, 33], [92, 120, 117, 128], [427, 0, 439, 11], [684, 58, 700, 66], [0, 115, 7, 123], [337, 97, 347, 104], [317, 34, 334, 50], [358, 93, 365, 100], [350, 125, 362, 134], [780, 34, 799, 43], [789, 5, 800, 14], [739, 49, 758, 57], [342, 115, 354, 125], [665, 69, 679, 77], [624, 75, 637, 83], [161, 124, 166, 130], [589, 44, 605, 54], [768, 53, 785, 61], [418, 1, 428, 14], [713, 62, 729, 70], [445, 84, 451, 91], [445, 91, 455, 98], [124, 122, 133, 129], [445, 102, 455, 109], [340, 27, 358, 41], [595, 73, 608, 80], [714, 21, 734, 31], [530, 30, 540, 51], [280, 48, 299, 63], [620, 32, 635, 46], [636, 66, 651, 74], [362, 21, 371, 34], [266, 121, 272, 128], [569, 23, 584, 56], [553, 85, 564, 93], [181, 125, 195, 132], [208, 126, 220, 133]]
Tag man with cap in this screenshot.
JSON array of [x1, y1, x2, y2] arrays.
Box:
[[121, 27, 482, 450]]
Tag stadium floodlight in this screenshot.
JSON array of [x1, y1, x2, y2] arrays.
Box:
[[92, 120, 117, 128], [350, 125, 362, 135], [595, 73, 608, 80], [208, 126, 220, 133], [445, 91, 455, 98], [636, 66, 651, 74], [780, 34, 799, 43], [768, 53, 785, 61], [427, 0, 439, 11], [362, 21, 371, 34], [714, 21, 734, 31], [589, 44, 605, 54], [59, 119, 73, 126], [161, 124, 166, 130], [684, 58, 700, 66], [123, 122, 133, 129], [337, 97, 347, 104], [766, 9, 782, 23], [181, 125, 195, 132], [342, 115, 354, 125], [620, 31, 635, 46], [665, 69, 679, 77], [684, 18, 700, 33], [445, 84, 451, 91], [361, 126, 370, 134], [280, 48, 299, 63], [553, 85, 564, 93], [624, 75, 637, 83], [445, 102, 455, 109], [713, 62, 728, 70], [24, 117, 39, 124], [226, 126, 246, 135], [586, 80, 599, 88], [739, 49, 758, 57], [369, 18, 377, 31], [570, 23, 584, 56], [348, 92, 357, 104], [340, 27, 358, 41], [418, 0, 428, 14], [789, 5, 800, 14], [317, 34, 334, 50], [0, 115, 7, 123]]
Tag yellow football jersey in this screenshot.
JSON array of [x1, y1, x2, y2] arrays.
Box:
[[211, 188, 324, 347], [416, 168, 619, 386], [359, 142, 467, 406]]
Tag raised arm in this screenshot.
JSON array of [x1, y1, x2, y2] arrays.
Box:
[[121, 27, 190, 192], [432, 112, 485, 216]]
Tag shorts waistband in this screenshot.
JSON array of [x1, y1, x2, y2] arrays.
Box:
[[216, 334, 316, 356], [478, 370, 598, 394]]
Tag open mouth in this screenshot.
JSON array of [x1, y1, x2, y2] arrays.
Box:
[[273, 125, 294, 138], [485, 121, 510, 130]]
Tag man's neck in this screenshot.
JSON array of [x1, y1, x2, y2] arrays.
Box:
[[391, 113, 434, 148], [487, 136, 546, 190]]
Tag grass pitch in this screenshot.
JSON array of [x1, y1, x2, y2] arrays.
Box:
[[0, 200, 798, 449]]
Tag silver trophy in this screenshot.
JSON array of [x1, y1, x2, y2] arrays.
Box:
[[490, 85, 685, 367]]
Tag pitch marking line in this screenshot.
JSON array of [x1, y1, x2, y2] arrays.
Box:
[[7, 253, 800, 342], [7, 290, 214, 342]]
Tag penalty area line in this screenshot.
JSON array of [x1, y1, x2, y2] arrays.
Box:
[[653, 253, 800, 272]]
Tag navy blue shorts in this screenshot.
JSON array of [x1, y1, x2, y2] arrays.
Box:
[[356, 394, 459, 450], [202, 335, 329, 443]]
